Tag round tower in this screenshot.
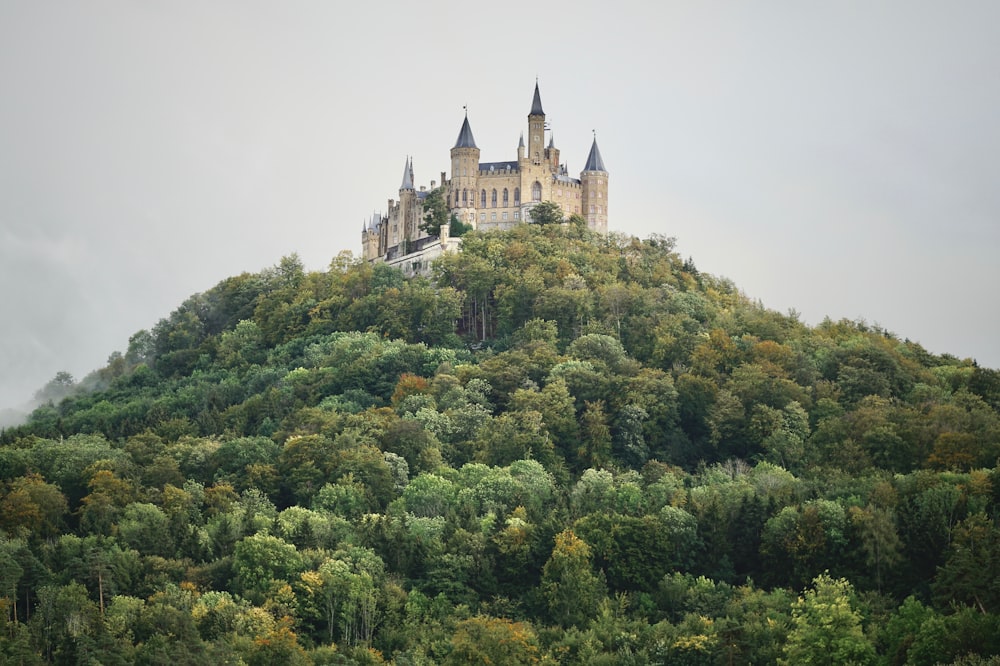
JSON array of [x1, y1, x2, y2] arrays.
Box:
[[450, 110, 480, 228], [580, 134, 609, 233]]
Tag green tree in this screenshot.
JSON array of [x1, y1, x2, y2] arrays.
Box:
[[542, 530, 606, 627], [419, 187, 450, 237], [528, 200, 564, 225], [780, 574, 875, 666]]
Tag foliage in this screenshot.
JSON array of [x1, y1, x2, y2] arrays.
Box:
[[1, 225, 999, 662]]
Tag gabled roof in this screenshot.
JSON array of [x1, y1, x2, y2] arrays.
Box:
[[529, 82, 545, 116], [453, 113, 478, 149], [583, 137, 607, 172]]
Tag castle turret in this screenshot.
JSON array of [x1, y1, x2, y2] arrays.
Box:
[[400, 155, 414, 191], [517, 132, 525, 162], [450, 111, 480, 226], [581, 135, 609, 233], [545, 133, 560, 172], [527, 82, 545, 165]]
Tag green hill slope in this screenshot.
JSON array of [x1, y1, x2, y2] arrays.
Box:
[[2, 224, 1000, 663]]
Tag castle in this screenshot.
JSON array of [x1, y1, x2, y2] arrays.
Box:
[[361, 82, 608, 274]]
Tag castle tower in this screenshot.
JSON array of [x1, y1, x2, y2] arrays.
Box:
[[581, 135, 608, 233], [398, 156, 418, 244], [450, 111, 480, 227], [546, 133, 560, 173], [527, 82, 545, 165]]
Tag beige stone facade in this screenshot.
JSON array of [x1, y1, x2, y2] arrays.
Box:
[[362, 83, 608, 267]]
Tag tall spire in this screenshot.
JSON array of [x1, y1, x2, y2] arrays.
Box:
[[583, 134, 607, 172], [400, 156, 414, 190], [548, 133, 555, 149], [529, 81, 545, 116], [518, 132, 525, 148], [453, 109, 478, 149]]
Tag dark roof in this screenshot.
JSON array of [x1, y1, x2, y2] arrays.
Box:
[[583, 137, 607, 172], [400, 156, 413, 190], [529, 82, 545, 116], [479, 161, 519, 173], [453, 114, 478, 149]]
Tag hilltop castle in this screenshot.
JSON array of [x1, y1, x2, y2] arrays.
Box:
[[361, 82, 608, 273]]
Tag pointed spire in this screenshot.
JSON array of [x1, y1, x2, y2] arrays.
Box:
[[548, 133, 555, 149], [583, 134, 606, 172], [400, 156, 414, 190], [453, 108, 478, 149], [529, 81, 545, 116], [518, 132, 525, 148]]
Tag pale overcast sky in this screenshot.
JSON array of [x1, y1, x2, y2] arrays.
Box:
[[2, 1, 999, 412]]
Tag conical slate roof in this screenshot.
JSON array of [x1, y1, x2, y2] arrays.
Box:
[[583, 137, 607, 172], [400, 156, 414, 190], [453, 114, 478, 149], [529, 82, 545, 116]]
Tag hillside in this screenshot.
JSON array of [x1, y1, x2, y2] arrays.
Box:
[[2, 223, 1000, 664]]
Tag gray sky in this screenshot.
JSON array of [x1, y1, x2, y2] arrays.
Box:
[[2, 1, 999, 412]]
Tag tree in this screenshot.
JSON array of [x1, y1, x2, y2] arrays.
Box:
[[232, 534, 305, 604], [419, 187, 450, 237], [933, 512, 1000, 613], [780, 574, 875, 666], [542, 530, 606, 627], [446, 615, 540, 665], [527, 200, 564, 225]]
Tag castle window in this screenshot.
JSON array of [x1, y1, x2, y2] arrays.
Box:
[[462, 189, 468, 203], [480, 213, 486, 222], [514, 211, 520, 220], [481, 190, 487, 208], [503, 188, 509, 206], [502, 211, 508, 220], [491, 189, 497, 207], [514, 188, 520, 205], [532, 181, 542, 201], [590, 205, 595, 214], [491, 212, 497, 221]]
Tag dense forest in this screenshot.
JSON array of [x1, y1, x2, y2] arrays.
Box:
[[3, 222, 1000, 664]]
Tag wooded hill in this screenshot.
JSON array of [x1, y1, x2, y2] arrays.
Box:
[[2, 223, 1000, 664]]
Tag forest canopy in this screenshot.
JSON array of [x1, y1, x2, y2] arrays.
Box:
[[2, 223, 1000, 664]]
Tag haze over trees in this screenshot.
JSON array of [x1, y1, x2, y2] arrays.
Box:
[[2, 222, 1000, 663]]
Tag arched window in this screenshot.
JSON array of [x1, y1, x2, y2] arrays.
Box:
[[481, 189, 487, 208], [590, 204, 595, 214], [491, 189, 497, 207], [532, 181, 542, 201], [503, 188, 509, 206], [514, 187, 520, 205], [462, 189, 467, 204]]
